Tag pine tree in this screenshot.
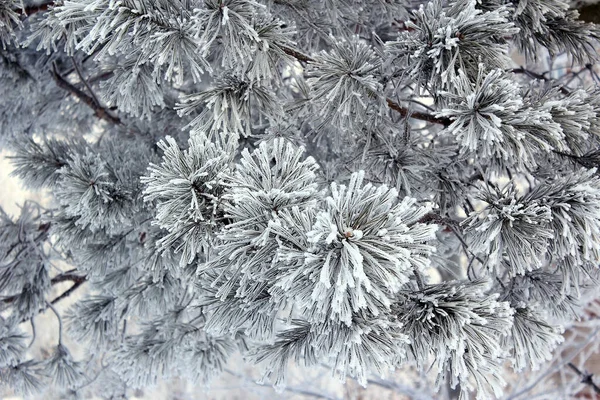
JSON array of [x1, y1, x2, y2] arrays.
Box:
[[1, 0, 600, 399]]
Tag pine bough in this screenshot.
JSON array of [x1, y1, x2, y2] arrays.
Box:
[[1, 0, 600, 399]]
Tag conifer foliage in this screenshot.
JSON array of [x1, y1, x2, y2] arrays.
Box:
[[1, 0, 600, 399]]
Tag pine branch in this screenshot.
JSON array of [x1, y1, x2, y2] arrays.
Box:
[[50, 62, 121, 125], [70, 57, 102, 109], [552, 149, 600, 170], [280, 46, 451, 127], [2, 272, 86, 305], [386, 98, 451, 126], [511, 67, 571, 95], [413, 267, 425, 290], [50, 276, 86, 305], [507, 328, 600, 399], [50, 271, 86, 286], [16, 1, 55, 16], [280, 45, 314, 63], [567, 363, 600, 395]]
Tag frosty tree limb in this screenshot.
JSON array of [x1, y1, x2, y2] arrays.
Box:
[[507, 328, 600, 399], [386, 98, 452, 126], [2, 0, 600, 398], [367, 377, 435, 400], [49, 275, 86, 305], [2, 271, 86, 305], [224, 369, 342, 400], [511, 67, 571, 95], [567, 363, 600, 395], [20, 2, 54, 16], [280, 46, 452, 127], [50, 62, 121, 125]]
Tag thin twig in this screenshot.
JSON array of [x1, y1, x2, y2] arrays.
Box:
[[28, 318, 36, 348], [46, 300, 63, 345], [224, 369, 341, 400], [71, 57, 102, 107], [413, 267, 425, 290], [507, 328, 600, 399], [567, 362, 600, 395], [50, 62, 121, 125], [50, 277, 86, 305], [367, 377, 435, 400], [280, 45, 314, 64], [511, 67, 571, 95], [0, 271, 87, 305], [1, 270, 88, 306], [386, 98, 452, 126], [19, 1, 55, 16], [449, 224, 486, 266], [51, 271, 86, 285]]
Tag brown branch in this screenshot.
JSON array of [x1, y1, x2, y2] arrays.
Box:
[[71, 57, 103, 107], [386, 98, 451, 126], [419, 212, 487, 268], [50, 271, 85, 285], [281, 45, 315, 64], [511, 67, 571, 95], [50, 276, 86, 304], [568, 362, 600, 395], [50, 62, 121, 125], [280, 46, 451, 127], [18, 1, 55, 16], [552, 149, 600, 170]]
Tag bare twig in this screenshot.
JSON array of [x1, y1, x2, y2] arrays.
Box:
[[2, 271, 86, 307], [280, 45, 314, 64], [18, 1, 55, 16], [71, 57, 102, 107], [50, 62, 121, 125], [511, 67, 571, 95], [413, 267, 425, 290], [50, 275, 86, 305], [567, 362, 600, 395], [552, 149, 600, 170], [386, 98, 452, 126], [28, 318, 36, 348], [507, 328, 600, 399], [367, 377, 435, 400], [224, 369, 341, 400], [46, 300, 63, 345], [51, 271, 85, 285]]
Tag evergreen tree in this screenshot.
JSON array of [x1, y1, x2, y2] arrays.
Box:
[[1, 0, 600, 399]]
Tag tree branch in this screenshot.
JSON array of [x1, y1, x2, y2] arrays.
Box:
[[511, 67, 571, 95], [50, 276, 86, 304], [567, 363, 600, 395], [367, 377, 434, 400], [2, 272, 86, 304], [553, 149, 600, 170], [224, 369, 341, 400], [50, 62, 121, 125], [507, 328, 600, 399], [280, 46, 451, 127], [50, 271, 85, 286], [281, 45, 315, 64], [386, 98, 451, 126], [49, 270, 87, 304], [18, 1, 55, 16]]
